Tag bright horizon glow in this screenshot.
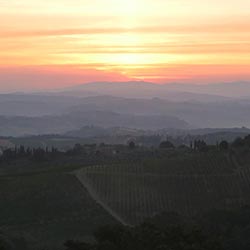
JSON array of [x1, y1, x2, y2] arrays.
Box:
[[0, 0, 250, 91]]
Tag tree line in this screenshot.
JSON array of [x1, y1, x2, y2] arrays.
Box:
[[1, 134, 250, 163]]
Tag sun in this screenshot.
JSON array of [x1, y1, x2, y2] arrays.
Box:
[[115, 54, 143, 66], [106, 33, 145, 67]]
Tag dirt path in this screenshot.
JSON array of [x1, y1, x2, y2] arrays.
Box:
[[74, 168, 131, 226]]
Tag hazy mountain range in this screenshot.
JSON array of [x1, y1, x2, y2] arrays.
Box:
[[0, 111, 189, 137], [0, 81, 250, 136], [56, 81, 250, 99]]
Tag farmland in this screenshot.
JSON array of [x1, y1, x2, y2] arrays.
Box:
[[1, 145, 250, 248], [76, 151, 250, 225], [0, 171, 117, 249]]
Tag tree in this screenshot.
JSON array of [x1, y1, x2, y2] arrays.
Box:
[[219, 141, 229, 151], [67, 144, 85, 155], [194, 140, 208, 152], [128, 141, 136, 149], [18, 145, 26, 157], [244, 135, 250, 147], [232, 137, 245, 148], [159, 141, 174, 149], [62, 222, 224, 250], [32, 147, 46, 161]]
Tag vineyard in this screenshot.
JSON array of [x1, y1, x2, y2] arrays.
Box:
[[2, 148, 250, 247], [75, 152, 250, 225]]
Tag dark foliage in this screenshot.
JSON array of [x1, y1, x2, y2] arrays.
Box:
[[64, 222, 223, 250], [193, 140, 208, 152], [128, 141, 136, 149], [63, 206, 250, 250], [219, 141, 229, 151], [159, 141, 175, 149], [232, 135, 250, 149], [0, 145, 60, 162]]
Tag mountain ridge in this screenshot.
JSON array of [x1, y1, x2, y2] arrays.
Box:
[[50, 80, 250, 99]]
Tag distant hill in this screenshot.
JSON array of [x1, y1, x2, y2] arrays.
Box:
[[0, 81, 250, 136], [1, 94, 250, 136], [0, 111, 189, 137], [57, 81, 234, 101], [68, 95, 250, 128], [65, 126, 149, 138], [163, 81, 250, 98], [0, 94, 81, 116]]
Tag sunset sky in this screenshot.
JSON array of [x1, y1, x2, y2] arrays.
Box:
[[1, 0, 250, 91]]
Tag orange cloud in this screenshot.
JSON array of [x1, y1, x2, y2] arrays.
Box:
[[0, 65, 131, 92], [2, 22, 250, 38], [0, 0, 250, 90]]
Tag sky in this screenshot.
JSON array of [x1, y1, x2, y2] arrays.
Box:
[[0, 0, 250, 91]]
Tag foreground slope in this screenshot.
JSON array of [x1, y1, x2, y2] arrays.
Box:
[[0, 171, 117, 249], [75, 151, 250, 225]]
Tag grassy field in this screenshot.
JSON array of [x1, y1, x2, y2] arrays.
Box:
[[76, 152, 250, 225], [0, 172, 117, 249]]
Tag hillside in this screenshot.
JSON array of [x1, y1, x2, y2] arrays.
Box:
[[1, 82, 250, 135], [0, 112, 188, 137], [75, 151, 250, 225], [68, 95, 250, 128], [0, 171, 117, 249], [1, 139, 250, 248]]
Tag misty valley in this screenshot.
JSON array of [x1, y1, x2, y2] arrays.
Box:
[[1, 82, 250, 137]]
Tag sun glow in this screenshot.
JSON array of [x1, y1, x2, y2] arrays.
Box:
[[1, 0, 250, 89], [109, 0, 140, 15], [113, 54, 147, 66]]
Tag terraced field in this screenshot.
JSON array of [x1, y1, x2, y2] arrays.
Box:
[[75, 152, 250, 225]]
